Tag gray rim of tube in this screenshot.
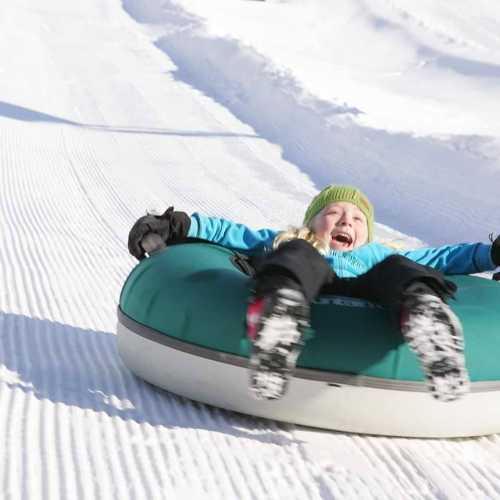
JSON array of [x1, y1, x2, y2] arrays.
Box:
[[118, 308, 499, 394]]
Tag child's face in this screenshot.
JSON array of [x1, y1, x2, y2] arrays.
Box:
[[310, 201, 369, 251]]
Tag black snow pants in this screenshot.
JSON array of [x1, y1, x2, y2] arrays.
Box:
[[252, 239, 457, 310]]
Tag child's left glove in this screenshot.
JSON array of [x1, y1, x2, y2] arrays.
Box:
[[128, 207, 191, 260], [491, 234, 500, 267]]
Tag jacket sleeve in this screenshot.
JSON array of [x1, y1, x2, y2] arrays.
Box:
[[187, 213, 278, 253], [400, 243, 495, 274]]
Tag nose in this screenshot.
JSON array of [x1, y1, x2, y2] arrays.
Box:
[[337, 213, 352, 226]]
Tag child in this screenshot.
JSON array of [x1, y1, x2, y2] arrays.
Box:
[[128, 185, 500, 402]]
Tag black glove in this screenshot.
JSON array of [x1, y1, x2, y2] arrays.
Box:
[[128, 206, 191, 260], [491, 234, 500, 267]]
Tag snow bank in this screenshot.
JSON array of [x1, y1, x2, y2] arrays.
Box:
[[122, 0, 500, 246]]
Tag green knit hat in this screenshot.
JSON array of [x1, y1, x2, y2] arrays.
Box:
[[303, 185, 374, 242]]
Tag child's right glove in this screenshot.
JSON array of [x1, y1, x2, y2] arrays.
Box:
[[491, 234, 500, 267], [128, 206, 191, 260]]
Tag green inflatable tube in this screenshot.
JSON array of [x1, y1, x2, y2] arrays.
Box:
[[117, 243, 500, 437]]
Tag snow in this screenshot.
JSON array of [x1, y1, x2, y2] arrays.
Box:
[[123, 0, 500, 246], [1, 0, 500, 498]]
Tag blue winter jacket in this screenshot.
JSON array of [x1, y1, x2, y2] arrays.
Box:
[[188, 213, 496, 278]]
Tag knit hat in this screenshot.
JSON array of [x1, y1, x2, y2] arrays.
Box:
[[303, 185, 374, 242]]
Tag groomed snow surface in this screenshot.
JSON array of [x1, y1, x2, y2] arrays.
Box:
[[2, 0, 500, 498]]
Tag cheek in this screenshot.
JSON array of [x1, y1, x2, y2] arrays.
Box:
[[312, 217, 332, 235], [356, 225, 369, 243]]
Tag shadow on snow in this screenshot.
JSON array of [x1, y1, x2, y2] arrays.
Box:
[[0, 311, 297, 444], [0, 100, 260, 139]]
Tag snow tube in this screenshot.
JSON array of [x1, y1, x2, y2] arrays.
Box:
[[117, 243, 500, 438]]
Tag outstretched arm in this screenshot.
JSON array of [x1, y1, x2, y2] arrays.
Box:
[[401, 241, 496, 275], [188, 213, 278, 253], [128, 209, 279, 260]]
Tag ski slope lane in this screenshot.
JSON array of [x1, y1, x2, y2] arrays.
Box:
[[2, 0, 500, 499], [0, 1, 320, 499]]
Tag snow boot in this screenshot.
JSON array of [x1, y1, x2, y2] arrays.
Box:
[[401, 282, 470, 402], [246, 288, 310, 400]]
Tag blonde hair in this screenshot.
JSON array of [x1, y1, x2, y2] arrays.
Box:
[[274, 231, 408, 254], [273, 225, 330, 255]]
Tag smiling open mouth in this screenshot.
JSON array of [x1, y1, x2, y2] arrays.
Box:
[[331, 232, 353, 246]]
